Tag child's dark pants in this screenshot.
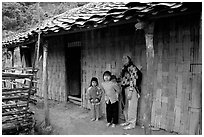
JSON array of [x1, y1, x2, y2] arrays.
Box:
[[106, 101, 119, 124]]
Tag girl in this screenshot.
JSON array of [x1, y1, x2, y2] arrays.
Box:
[[87, 77, 102, 121], [101, 71, 121, 128]]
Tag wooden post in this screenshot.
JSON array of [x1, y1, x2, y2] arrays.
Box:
[[11, 49, 14, 67], [42, 40, 50, 126], [36, 2, 41, 67], [135, 21, 155, 134]]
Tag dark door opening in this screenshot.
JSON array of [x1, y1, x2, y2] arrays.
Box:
[[66, 46, 81, 98]]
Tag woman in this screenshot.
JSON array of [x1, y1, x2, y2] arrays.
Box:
[[119, 55, 142, 130]]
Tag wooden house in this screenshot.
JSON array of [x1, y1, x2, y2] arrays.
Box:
[[2, 2, 202, 135]]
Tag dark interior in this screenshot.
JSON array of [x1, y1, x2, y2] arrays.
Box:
[[66, 46, 81, 98]]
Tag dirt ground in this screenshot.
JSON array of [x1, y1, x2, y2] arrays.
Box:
[[30, 98, 177, 135]]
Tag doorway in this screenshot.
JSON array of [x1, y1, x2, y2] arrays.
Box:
[[66, 44, 81, 99]]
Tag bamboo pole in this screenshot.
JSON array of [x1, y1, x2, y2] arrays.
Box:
[[2, 87, 30, 92], [2, 95, 28, 101], [2, 103, 27, 109], [2, 73, 33, 78], [42, 40, 50, 126], [36, 2, 41, 68]]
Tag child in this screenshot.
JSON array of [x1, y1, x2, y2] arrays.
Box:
[[87, 77, 102, 121], [110, 75, 120, 99], [101, 71, 121, 128]]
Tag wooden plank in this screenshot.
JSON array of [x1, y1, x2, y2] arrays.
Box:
[[2, 103, 27, 109], [68, 95, 82, 102], [151, 101, 156, 127], [160, 102, 167, 129], [189, 108, 201, 134], [2, 73, 33, 79], [2, 95, 28, 101], [2, 87, 30, 92], [174, 105, 181, 132], [2, 108, 29, 116]]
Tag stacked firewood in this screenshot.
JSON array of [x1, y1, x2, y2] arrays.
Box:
[[2, 68, 38, 135]]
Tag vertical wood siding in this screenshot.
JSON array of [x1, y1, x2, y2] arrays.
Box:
[[37, 36, 67, 102], [152, 14, 201, 134], [81, 23, 147, 122], [35, 13, 201, 135]]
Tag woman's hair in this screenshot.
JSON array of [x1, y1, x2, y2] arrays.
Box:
[[121, 56, 134, 77], [90, 77, 99, 86], [125, 56, 134, 67]]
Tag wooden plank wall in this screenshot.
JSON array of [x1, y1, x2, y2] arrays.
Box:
[[2, 49, 13, 68], [80, 23, 147, 119], [34, 13, 201, 135], [151, 14, 201, 134], [36, 36, 67, 102]]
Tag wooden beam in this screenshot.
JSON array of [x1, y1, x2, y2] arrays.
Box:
[[143, 21, 155, 135], [11, 50, 14, 67], [2, 73, 33, 78], [42, 40, 50, 127], [135, 20, 155, 134]]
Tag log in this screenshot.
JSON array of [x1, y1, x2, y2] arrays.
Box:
[[2, 90, 36, 95], [2, 87, 29, 92], [2, 72, 33, 79], [2, 95, 28, 101], [2, 109, 30, 116], [2, 115, 33, 123], [2, 103, 27, 109], [2, 122, 33, 132], [3, 91, 27, 95], [3, 67, 39, 72]]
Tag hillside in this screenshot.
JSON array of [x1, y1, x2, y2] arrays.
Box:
[[2, 2, 88, 39]]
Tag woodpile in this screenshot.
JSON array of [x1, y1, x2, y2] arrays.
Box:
[[2, 67, 38, 135]]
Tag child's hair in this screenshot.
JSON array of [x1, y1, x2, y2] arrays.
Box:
[[110, 75, 117, 81], [90, 77, 99, 87], [103, 71, 111, 80]]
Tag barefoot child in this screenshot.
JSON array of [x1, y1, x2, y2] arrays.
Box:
[[87, 77, 102, 121], [101, 71, 121, 128]]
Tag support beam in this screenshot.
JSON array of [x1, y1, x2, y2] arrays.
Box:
[[42, 40, 50, 126], [36, 31, 41, 67], [135, 21, 155, 135], [144, 22, 155, 135]]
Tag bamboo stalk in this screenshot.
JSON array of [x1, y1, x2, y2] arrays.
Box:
[[2, 87, 30, 92], [3, 115, 33, 123], [2, 122, 33, 132], [2, 109, 30, 116], [2, 89, 36, 94], [2, 103, 27, 109], [3, 91, 28, 95], [2, 73, 33, 78], [3, 67, 39, 72], [2, 95, 28, 101], [2, 90, 36, 95]]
